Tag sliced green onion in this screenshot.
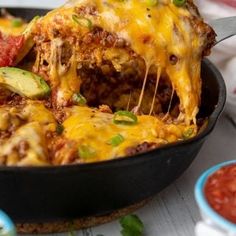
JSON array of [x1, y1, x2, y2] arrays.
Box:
[[107, 134, 125, 147], [11, 18, 23, 27], [173, 0, 186, 7], [146, 0, 158, 7], [113, 111, 138, 125], [72, 93, 87, 105], [56, 124, 64, 135], [183, 128, 194, 139], [78, 145, 96, 159], [72, 14, 93, 30]]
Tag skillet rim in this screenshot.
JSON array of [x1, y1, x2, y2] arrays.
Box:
[[0, 6, 227, 171]]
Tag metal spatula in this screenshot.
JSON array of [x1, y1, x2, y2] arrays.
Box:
[[210, 17, 236, 128], [210, 16, 236, 44]]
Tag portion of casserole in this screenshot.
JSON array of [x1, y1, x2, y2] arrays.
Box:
[[0, 0, 215, 166]]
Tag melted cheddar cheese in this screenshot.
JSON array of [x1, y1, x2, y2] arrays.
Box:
[[0, 102, 56, 166], [95, 0, 202, 124], [0, 122, 49, 166], [0, 102, 196, 165], [63, 106, 196, 162], [38, 0, 206, 123]]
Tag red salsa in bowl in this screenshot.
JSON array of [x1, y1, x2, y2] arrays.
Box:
[[204, 163, 236, 224]]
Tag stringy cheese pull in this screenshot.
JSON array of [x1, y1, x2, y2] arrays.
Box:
[[33, 0, 213, 123]]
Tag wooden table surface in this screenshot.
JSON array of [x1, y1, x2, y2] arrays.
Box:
[[1, 1, 235, 235]]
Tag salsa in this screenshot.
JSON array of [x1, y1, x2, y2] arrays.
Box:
[[204, 163, 236, 224]]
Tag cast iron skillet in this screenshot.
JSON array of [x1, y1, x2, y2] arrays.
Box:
[[0, 8, 226, 223]]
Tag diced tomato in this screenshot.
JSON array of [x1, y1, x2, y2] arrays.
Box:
[[205, 163, 236, 224], [0, 32, 24, 67]]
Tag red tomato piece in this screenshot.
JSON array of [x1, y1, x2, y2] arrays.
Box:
[[0, 32, 24, 67]]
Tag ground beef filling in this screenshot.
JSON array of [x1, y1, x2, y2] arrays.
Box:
[[31, 26, 179, 116]]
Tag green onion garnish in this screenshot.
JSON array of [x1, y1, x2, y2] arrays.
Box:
[[183, 128, 194, 139], [107, 134, 124, 147], [68, 222, 76, 236], [119, 215, 144, 236], [146, 0, 158, 7], [78, 145, 96, 159], [11, 18, 23, 27], [173, 0, 186, 7], [113, 111, 138, 125], [72, 93, 87, 105], [72, 14, 93, 30], [56, 124, 64, 135]]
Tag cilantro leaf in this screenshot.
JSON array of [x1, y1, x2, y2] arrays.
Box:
[[119, 215, 144, 236]]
